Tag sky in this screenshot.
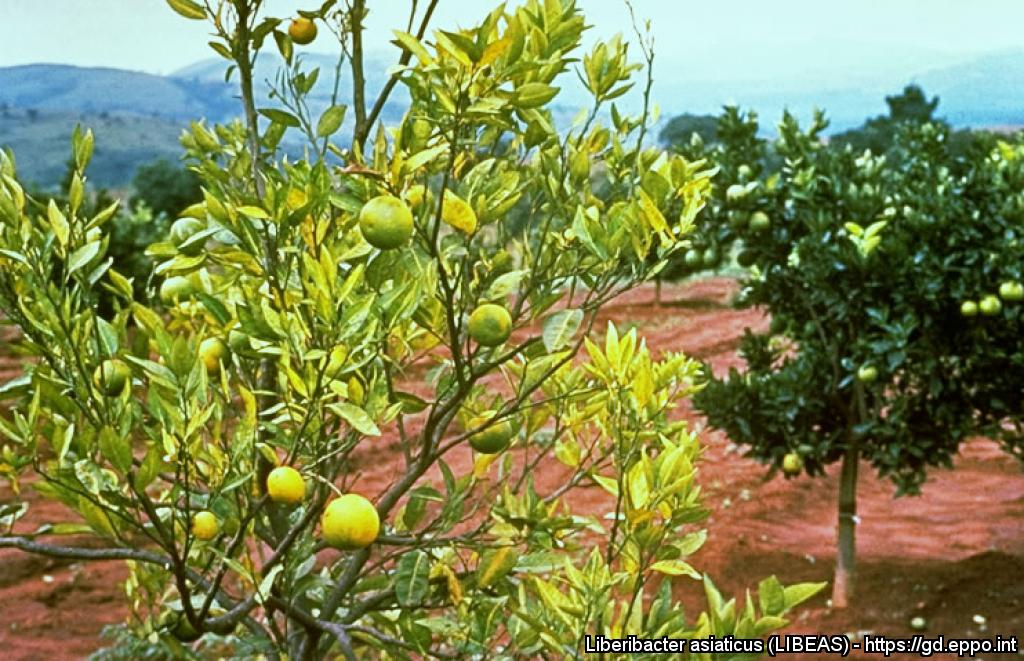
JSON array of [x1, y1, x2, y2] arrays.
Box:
[[0, 0, 1022, 83]]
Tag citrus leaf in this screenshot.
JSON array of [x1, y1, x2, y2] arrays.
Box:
[[48, 200, 69, 248], [649, 559, 701, 579], [258, 108, 300, 127], [476, 546, 518, 588], [441, 191, 477, 234], [316, 105, 347, 137], [67, 241, 101, 275], [395, 550, 430, 606], [328, 402, 381, 436], [542, 308, 583, 352], [166, 0, 206, 20]]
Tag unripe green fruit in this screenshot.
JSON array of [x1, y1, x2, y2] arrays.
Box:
[[160, 276, 194, 306], [748, 211, 770, 232], [782, 452, 803, 476], [683, 248, 703, 269], [199, 337, 230, 374], [227, 329, 251, 354], [979, 295, 1002, 316], [169, 218, 206, 256], [959, 300, 978, 317], [468, 303, 512, 347], [998, 280, 1024, 302], [359, 195, 414, 250], [702, 247, 720, 268], [726, 183, 748, 203], [857, 365, 878, 383], [94, 359, 131, 396], [468, 415, 515, 454]]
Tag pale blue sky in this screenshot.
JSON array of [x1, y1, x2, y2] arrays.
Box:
[[0, 0, 1021, 81], [0, 0, 1019, 121]]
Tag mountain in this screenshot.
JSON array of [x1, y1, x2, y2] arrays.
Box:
[[1, 49, 1022, 189], [0, 64, 237, 122], [913, 50, 1024, 128], [0, 107, 186, 190]]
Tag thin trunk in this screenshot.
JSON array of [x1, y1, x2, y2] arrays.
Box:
[[832, 438, 858, 608], [834, 381, 867, 608]]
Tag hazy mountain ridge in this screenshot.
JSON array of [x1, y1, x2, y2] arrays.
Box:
[[1, 49, 1022, 188]]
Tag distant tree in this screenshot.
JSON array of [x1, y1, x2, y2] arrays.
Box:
[[131, 159, 202, 218], [831, 85, 940, 154], [885, 85, 938, 123], [659, 112, 718, 149]]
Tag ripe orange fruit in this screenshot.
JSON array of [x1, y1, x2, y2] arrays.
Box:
[[359, 195, 414, 250], [266, 466, 305, 505], [467, 303, 512, 347], [321, 494, 380, 549], [288, 17, 317, 45], [191, 510, 219, 540], [94, 359, 131, 396]]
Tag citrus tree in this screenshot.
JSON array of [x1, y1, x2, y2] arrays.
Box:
[[0, 1, 823, 658], [691, 109, 1024, 607]]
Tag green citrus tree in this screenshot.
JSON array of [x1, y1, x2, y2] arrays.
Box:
[[692, 109, 1024, 608], [0, 1, 823, 657]]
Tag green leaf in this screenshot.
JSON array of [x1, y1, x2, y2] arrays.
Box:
[[395, 550, 430, 606], [67, 241, 101, 275], [757, 575, 785, 615], [95, 317, 119, 356], [649, 559, 701, 579], [258, 108, 300, 127], [404, 144, 448, 173], [783, 581, 826, 610], [99, 427, 132, 474], [392, 30, 434, 65], [0, 373, 30, 400], [486, 270, 527, 299], [196, 292, 231, 326], [273, 29, 293, 64], [542, 309, 583, 352], [166, 0, 206, 19], [316, 105, 347, 137], [515, 82, 559, 109], [328, 402, 381, 436], [395, 391, 429, 414], [48, 200, 69, 248]]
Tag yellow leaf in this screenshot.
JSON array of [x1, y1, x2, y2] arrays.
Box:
[[473, 451, 499, 478], [286, 188, 307, 211], [477, 546, 518, 588], [479, 37, 511, 68], [638, 189, 671, 237], [441, 190, 478, 234]]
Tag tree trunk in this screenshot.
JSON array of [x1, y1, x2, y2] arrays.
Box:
[[832, 437, 859, 608]]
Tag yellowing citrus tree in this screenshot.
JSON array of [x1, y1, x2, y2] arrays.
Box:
[[0, 1, 822, 657]]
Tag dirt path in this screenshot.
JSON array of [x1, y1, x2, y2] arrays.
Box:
[[1, 278, 1021, 659]]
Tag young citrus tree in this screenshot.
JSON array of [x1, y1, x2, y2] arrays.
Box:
[[0, 1, 823, 657], [692, 110, 1024, 608]]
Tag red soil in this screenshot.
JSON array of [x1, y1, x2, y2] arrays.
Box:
[[1, 278, 1022, 660]]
